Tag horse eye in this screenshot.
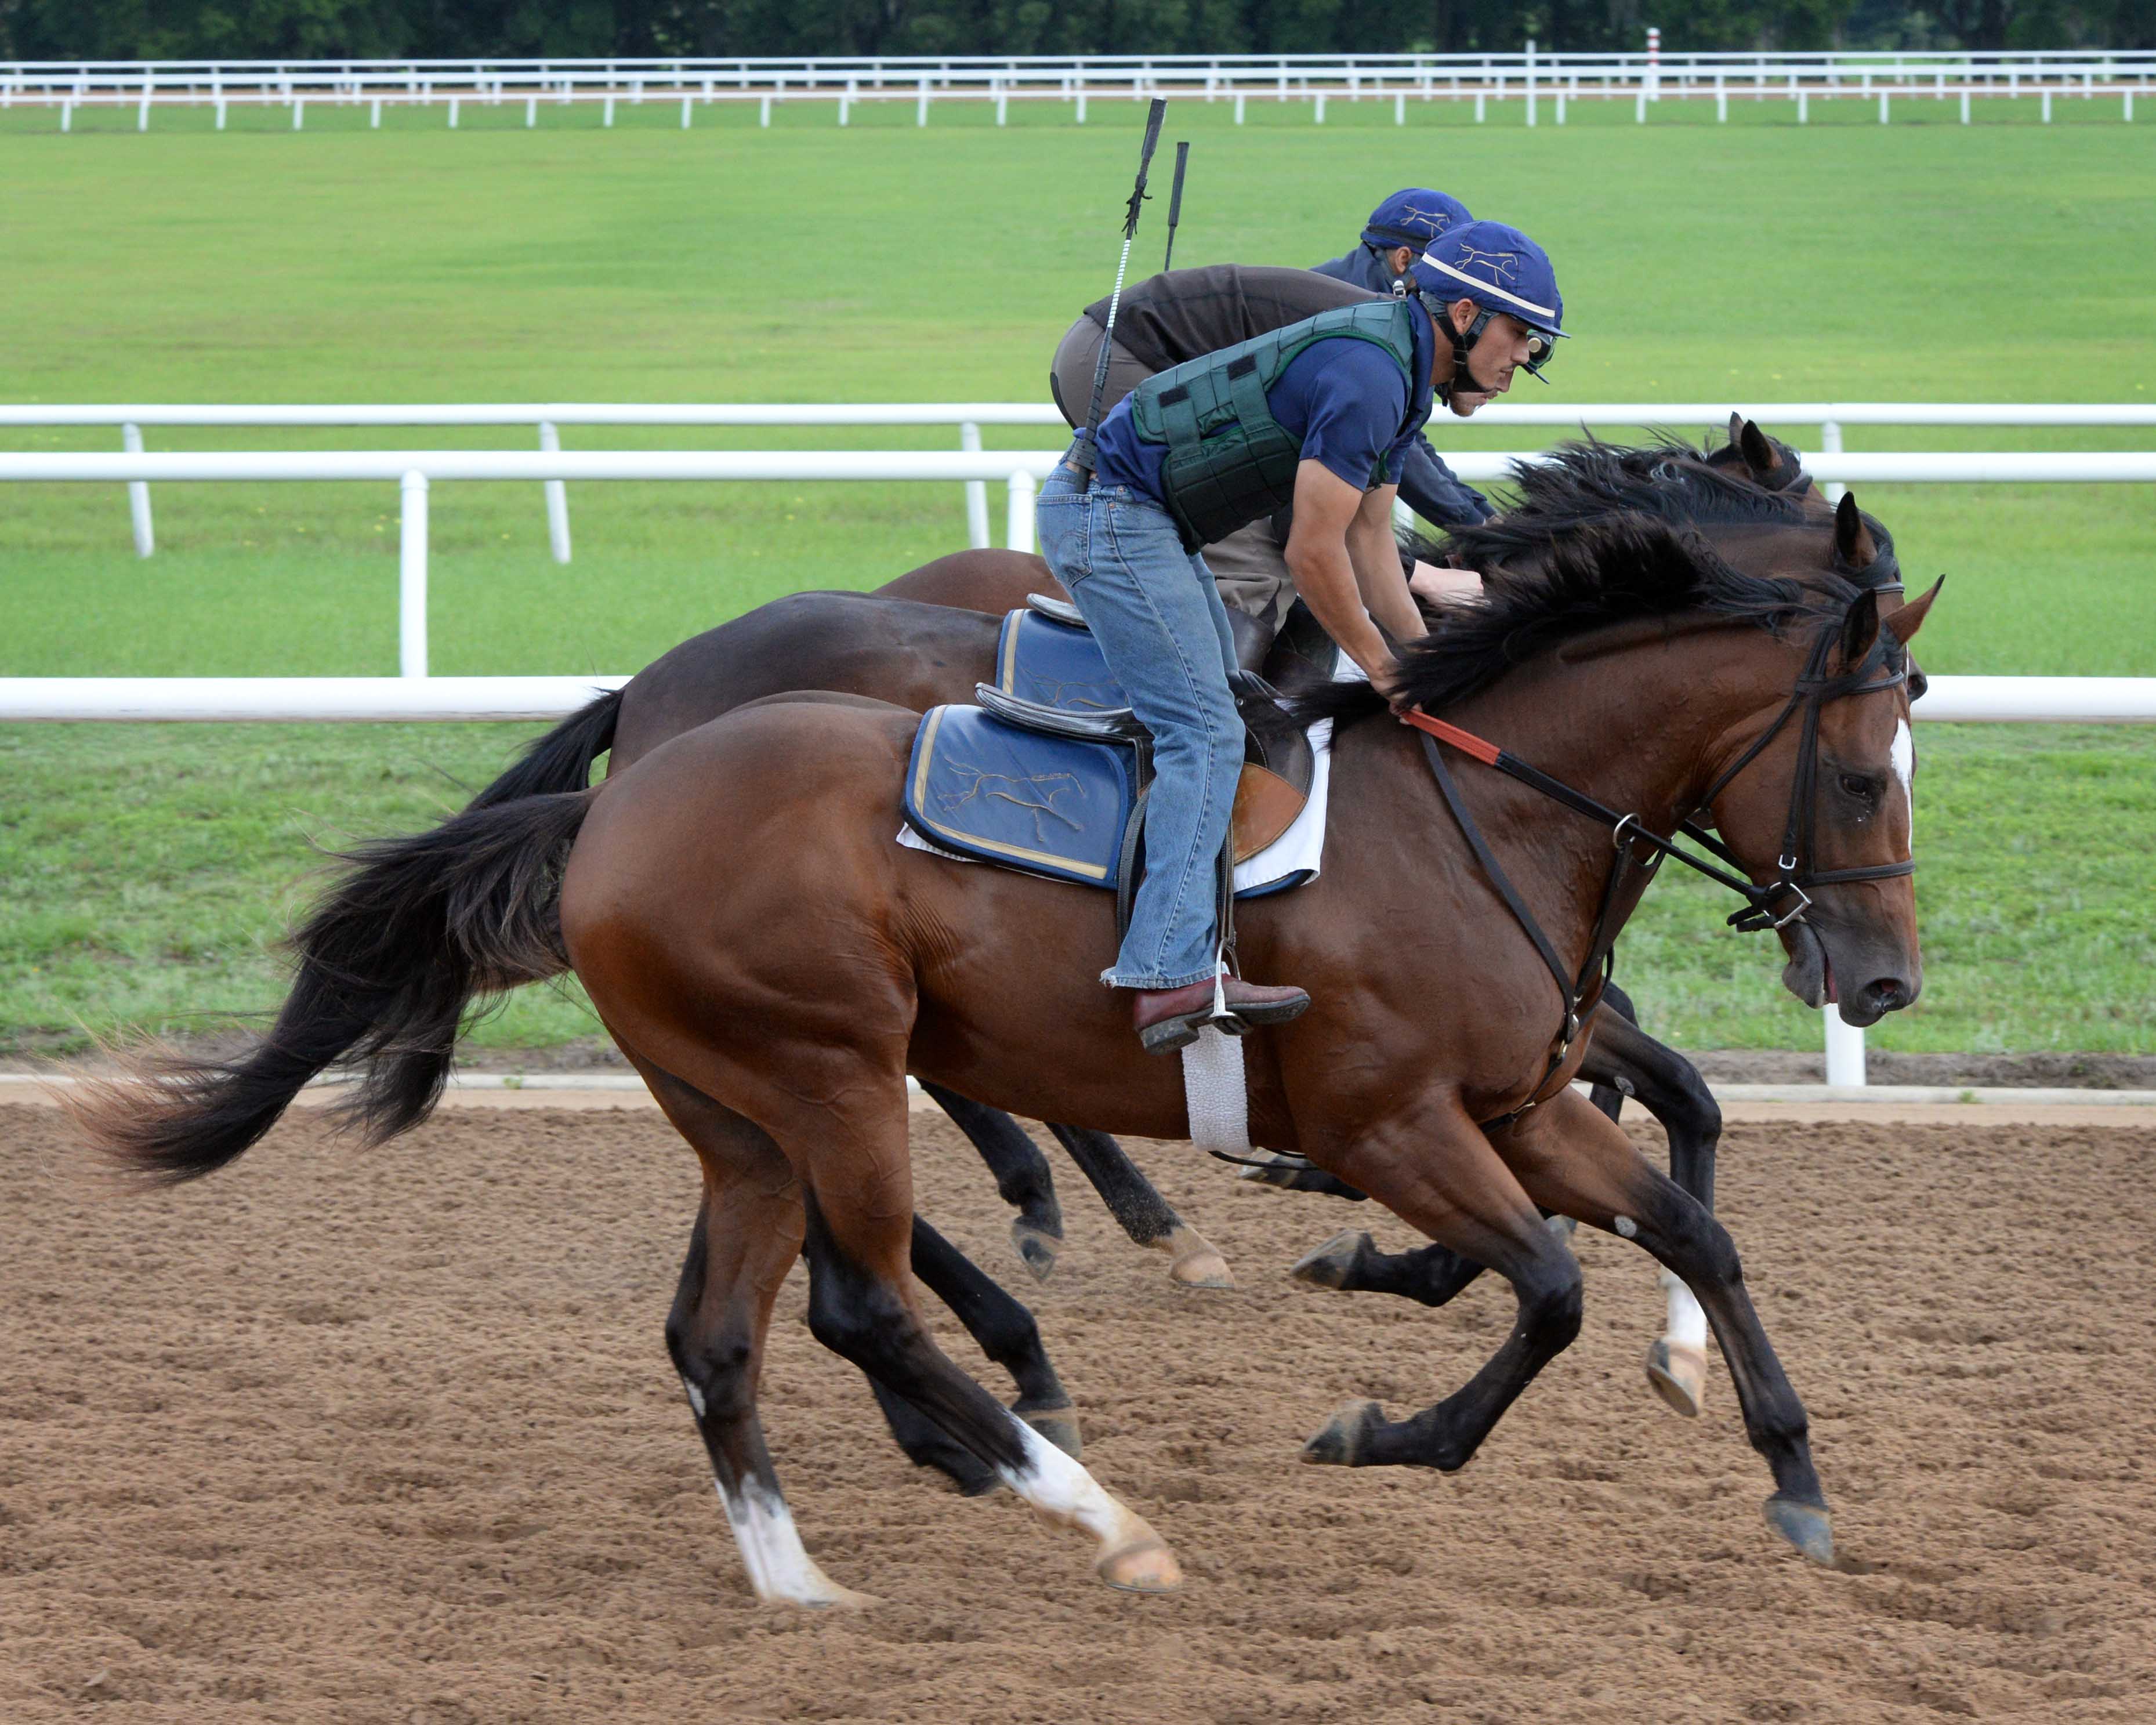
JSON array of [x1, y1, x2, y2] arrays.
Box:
[[1839, 773, 1875, 799]]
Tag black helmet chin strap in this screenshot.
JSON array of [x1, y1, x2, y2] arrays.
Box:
[[1398, 280, 1481, 404]]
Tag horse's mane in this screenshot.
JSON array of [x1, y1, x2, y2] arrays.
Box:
[[1311, 437, 1865, 729]]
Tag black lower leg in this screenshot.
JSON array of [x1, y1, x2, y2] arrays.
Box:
[[867, 1379, 1000, 1495], [803, 1198, 1030, 1476], [921, 1081, 1063, 1267], [1319, 1234, 1488, 1308], [909, 1216, 1070, 1418], [1343, 1246, 1584, 1471], [1046, 1122, 1182, 1248], [664, 1213, 785, 1498]]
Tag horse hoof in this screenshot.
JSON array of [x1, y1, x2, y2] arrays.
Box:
[[1021, 1405, 1084, 1462], [1234, 1151, 1306, 1189], [1289, 1230, 1369, 1290], [1644, 1339, 1707, 1419], [1010, 1221, 1061, 1282], [1763, 1494, 1836, 1567], [1300, 1399, 1383, 1467], [801, 1584, 882, 1610], [1097, 1536, 1183, 1594], [1162, 1226, 1235, 1291]]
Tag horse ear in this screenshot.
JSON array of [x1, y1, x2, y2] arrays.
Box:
[[1833, 491, 1877, 567], [1739, 419, 1782, 476], [1727, 411, 1745, 446], [1884, 576, 1945, 646], [1839, 588, 1882, 668]]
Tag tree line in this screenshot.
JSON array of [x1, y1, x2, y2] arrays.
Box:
[[2, 0, 2147, 63]]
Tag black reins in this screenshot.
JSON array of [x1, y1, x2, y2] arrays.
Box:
[[1401, 608, 1914, 1124]]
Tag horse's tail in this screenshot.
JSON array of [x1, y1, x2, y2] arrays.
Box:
[[68, 792, 594, 1185], [463, 686, 623, 809]]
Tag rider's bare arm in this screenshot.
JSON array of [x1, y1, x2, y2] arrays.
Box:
[[1345, 484, 1426, 646], [1285, 459, 1400, 691]]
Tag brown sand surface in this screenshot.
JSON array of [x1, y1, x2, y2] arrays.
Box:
[[3, 1101, 2153, 1723]]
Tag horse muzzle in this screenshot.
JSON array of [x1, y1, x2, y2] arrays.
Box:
[[1778, 920, 1919, 1025]]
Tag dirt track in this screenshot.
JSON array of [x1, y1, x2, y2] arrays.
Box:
[[4, 1101, 2153, 1723]]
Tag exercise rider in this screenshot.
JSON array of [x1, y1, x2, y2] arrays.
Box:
[[1047, 189, 1496, 648], [1037, 222, 1568, 1054]]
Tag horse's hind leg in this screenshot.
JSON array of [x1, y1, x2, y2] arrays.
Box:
[[642, 1071, 873, 1608], [1046, 1122, 1234, 1290], [918, 1080, 1066, 1281], [793, 1101, 1181, 1594], [867, 1215, 1084, 1493], [1496, 1088, 1831, 1567]]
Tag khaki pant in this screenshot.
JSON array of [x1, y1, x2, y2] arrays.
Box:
[[1050, 314, 1297, 631]]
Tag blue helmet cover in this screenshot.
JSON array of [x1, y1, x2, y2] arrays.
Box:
[[1361, 188, 1473, 252], [1409, 220, 1566, 339]]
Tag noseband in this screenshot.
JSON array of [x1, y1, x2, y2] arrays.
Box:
[[1400, 604, 1914, 1124]]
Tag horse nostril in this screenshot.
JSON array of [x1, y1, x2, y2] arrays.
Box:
[[1865, 979, 1909, 1014]]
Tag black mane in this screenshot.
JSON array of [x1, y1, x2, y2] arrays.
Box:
[[1309, 437, 1860, 729]]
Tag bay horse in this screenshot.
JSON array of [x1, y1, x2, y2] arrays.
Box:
[[73, 468, 1937, 1603], [463, 427, 1845, 1417]]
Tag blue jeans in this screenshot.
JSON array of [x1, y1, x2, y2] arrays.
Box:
[[1035, 460, 1241, 991]]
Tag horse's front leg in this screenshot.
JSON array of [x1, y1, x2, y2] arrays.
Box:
[[1045, 1123, 1234, 1289], [917, 1080, 1066, 1280], [1578, 1008, 1726, 1418], [1495, 1088, 1832, 1567], [1297, 1093, 1585, 1473]]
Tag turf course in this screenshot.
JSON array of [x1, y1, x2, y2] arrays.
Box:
[[2, 107, 2151, 1056]]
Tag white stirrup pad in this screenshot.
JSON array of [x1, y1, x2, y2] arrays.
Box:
[[1181, 1023, 1251, 1157]]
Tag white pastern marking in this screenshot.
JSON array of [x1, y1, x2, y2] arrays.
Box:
[[679, 1372, 708, 1420], [717, 1478, 857, 1606], [999, 1418, 1144, 1549], [1659, 1269, 1709, 1350], [1889, 716, 1915, 836]]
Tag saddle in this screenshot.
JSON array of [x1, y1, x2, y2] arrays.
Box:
[[901, 599, 1324, 901]]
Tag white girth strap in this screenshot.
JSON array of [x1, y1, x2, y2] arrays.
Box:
[[1180, 1023, 1251, 1158]]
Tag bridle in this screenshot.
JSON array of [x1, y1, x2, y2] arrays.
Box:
[[1399, 600, 1914, 1124]]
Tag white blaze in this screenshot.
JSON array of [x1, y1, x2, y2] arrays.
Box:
[[1889, 717, 1915, 838]]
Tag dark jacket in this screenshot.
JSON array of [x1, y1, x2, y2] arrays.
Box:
[[1083, 263, 1494, 527]]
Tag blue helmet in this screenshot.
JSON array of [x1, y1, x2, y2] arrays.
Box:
[[1407, 220, 1567, 391], [1361, 188, 1472, 252]]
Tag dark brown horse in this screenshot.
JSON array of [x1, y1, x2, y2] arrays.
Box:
[[74, 456, 1936, 1603]]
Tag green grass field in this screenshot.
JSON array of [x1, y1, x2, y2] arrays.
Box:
[[2, 108, 2151, 1056]]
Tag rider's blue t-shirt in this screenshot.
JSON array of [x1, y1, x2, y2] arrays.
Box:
[[1090, 309, 1433, 511]]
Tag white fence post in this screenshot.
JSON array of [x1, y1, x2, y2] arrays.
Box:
[[369, 96, 380, 128], [399, 471, 429, 678], [293, 96, 305, 129], [1879, 90, 1889, 122], [1525, 38, 1537, 126], [682, 93, 693, 128], [1314, 91, 1326, 123], [1394, 90, 1405, 125], [960, 422, 990, 549], [528, 95, 538, 127], [1824, 1007, 1867, 1086], [1961, 89, 1971, 124], [1233, 91, 1244, 124], [918, 79, 929, 125], [539, 422, 571, 563], [122, 423, 154, 557], [1798, 88, 1809, 124], [1006, 468, 1037, 554], [2042, 89, 2053, 122], [1821, 418, 1845, 503], [604, 92, 615, 126], [448, 96, 459, 128], [760, 92, 771, 126], [217, 96, 229, 129]]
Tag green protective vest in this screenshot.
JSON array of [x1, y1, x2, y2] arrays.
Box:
[[1125, 298, 1429, 552]]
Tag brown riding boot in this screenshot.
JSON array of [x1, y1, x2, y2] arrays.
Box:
[[1132, 976, 1312, 1055]]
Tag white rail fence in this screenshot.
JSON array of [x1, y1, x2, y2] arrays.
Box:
[[9, 401, 2156, 561], [5, 434, 2153, 1084], [4, 50, 2150, 131]]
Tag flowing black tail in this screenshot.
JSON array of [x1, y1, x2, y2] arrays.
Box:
[[70, 792, 593, 1184], [464, 686, 623, 809]]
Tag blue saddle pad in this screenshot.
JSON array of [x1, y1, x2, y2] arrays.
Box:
[[995, 608, 1126, 713], [903, 705, 1139, 887]]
